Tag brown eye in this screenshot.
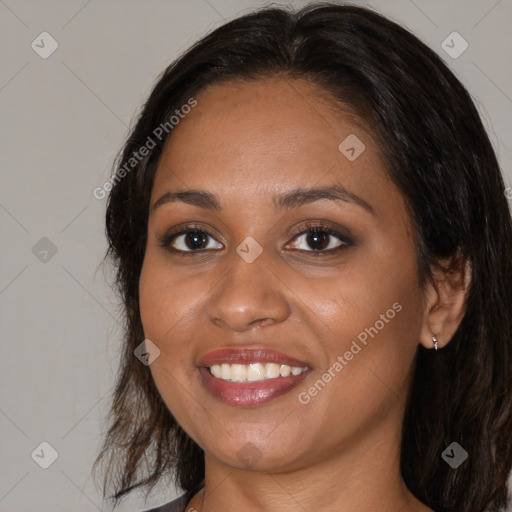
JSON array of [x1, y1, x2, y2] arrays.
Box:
[[288, 225, 352, 252], [159, 226, 223, 253], [304, 230, 331, 250], [181, 231, 209, 250]]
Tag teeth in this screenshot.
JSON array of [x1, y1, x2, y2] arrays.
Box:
[[247, 363, 264, 381], [280, 365, 291, 377], [230, 364, 247, 382], [265, 363, 280, 379], [210, 364, 222, 379], [221, 363, 231, 380], [209, 363, 308, 382]]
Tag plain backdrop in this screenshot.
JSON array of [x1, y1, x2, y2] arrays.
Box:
[[1, 1, 511, 511]]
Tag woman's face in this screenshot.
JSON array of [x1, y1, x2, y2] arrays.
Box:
[[139, 77, 427, 473]]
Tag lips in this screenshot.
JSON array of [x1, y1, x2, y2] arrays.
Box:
[[197, 348, 311, 407]]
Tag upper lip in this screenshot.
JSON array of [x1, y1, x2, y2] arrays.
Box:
[[198, 348, 310, 368]]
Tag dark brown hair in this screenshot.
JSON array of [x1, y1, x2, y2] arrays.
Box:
[[94, 4, 512, 511]]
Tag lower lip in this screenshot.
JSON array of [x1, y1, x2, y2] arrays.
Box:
[[199, 367, 309, 406]]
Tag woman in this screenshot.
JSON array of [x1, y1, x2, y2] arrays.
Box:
[[94, 4, 512, 512]]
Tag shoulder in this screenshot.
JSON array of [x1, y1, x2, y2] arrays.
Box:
[[139, 484, 203, 512]]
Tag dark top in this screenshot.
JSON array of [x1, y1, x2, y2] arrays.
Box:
[[141, 483, 204, 512]]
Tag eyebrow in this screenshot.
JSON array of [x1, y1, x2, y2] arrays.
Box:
[[151, 184, 375, 214]]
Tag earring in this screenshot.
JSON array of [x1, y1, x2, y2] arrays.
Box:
[[432, 336, 438, 351]]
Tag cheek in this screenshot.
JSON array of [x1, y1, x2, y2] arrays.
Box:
[[138, 257, 202, 427], [294, 294, 421, 448], [138, 258, 204, 416], [306, 253, 423, 419], [305, 239, 422, 380], [139, 252, 202, 347], [307, 246, 421, 350]]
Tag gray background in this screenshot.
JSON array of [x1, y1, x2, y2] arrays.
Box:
[[1, 0, 511, 511]]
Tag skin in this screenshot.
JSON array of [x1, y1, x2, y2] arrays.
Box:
[[139, 77, 467, 512]]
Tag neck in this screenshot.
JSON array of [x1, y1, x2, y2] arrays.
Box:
[[187, 418, 432, 512]]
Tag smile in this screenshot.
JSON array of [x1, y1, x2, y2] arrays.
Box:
[[198, 348, 311, 406], [209, 363, 309, 382]]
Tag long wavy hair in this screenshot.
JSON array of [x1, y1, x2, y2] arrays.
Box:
[[93, 4, 512, 511]]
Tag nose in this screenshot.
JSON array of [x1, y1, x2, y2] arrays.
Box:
[[207, 248, 291, 333]]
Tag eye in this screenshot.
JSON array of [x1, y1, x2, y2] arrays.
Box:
[[158, 225, 223, 253], [158, 222, 353, 255], [287, 223, 353, 253]]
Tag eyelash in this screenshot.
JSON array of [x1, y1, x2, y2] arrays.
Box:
[[157, 221, 354, 256]]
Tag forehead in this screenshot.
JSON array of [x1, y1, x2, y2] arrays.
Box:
[[152, 77, 393, 211]]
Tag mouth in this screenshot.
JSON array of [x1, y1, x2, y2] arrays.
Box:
[[198, 348, 311, 406], [208, 362, 309, 381]]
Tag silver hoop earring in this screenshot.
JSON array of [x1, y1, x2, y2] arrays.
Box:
[[432, 336, 438, 351]]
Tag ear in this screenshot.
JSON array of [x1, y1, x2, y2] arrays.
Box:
[[419, 254, 471, 350]]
